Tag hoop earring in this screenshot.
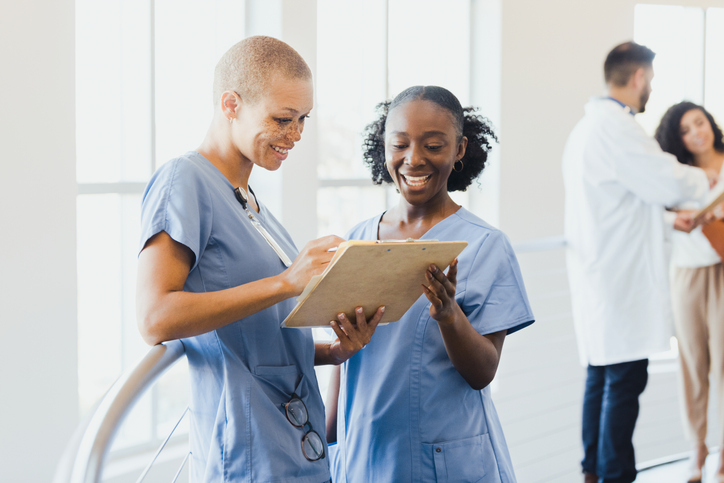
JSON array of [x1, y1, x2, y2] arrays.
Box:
[[453, 159, 464, 172]]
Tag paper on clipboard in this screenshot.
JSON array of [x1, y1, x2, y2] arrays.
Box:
[[282, 239, 467, 328], [693, 190, 724, 225]]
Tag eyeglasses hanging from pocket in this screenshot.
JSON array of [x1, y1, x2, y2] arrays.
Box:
[[234, 187, 293, 267], [282, 392, 326, 461]]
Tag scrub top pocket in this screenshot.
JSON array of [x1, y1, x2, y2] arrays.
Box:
[[253, 364, 300, 406], [423, 433, 499, 483]]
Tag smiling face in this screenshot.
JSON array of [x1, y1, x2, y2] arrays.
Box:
[[232, 75, 313, 171], [680, 108, 716, 157], [384, 99, 466, 206]]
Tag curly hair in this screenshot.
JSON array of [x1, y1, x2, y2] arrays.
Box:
[[655, 101, 724, 165], [362, 86, 498, 192]]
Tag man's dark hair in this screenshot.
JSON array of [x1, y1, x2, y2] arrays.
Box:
[[604, 41, 655, 87]]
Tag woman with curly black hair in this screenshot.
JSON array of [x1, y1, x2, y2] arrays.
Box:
[[326, 86, 535, 482], [656, 102, 724, 482]]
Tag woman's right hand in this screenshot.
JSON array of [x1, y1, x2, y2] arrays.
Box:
[[280, 235, 345, 295]]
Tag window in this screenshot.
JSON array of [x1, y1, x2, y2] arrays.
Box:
[[634, 4, 724, 135], [315, 0, 473, 240], [76, 0, 246, 454]]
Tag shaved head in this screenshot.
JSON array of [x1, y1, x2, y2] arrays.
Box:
[[213, 36, 312, 106]]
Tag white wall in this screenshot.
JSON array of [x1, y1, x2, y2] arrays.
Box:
[[498, 0, 634, 241], [0, 0, 79, 480]]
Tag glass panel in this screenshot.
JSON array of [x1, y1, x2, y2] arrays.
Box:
[[387, 0, 471, 103], [154, 0, 246, 167], [317, 186, 387, 238], [634, 4, 705, 135], [112, 388, 153, 450], [705, 8, 724, 122], [120, 195, 147, 369], [75, 0, 152, 183], [155, 358, 191, 438], [77, 193, 151, 447], [316, 0, 387, 179], [77, 194, 123, 416]]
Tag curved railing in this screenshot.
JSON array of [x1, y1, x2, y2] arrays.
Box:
[[54, 340, 187, 483]]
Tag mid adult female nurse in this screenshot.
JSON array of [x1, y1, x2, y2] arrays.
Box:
[[328, 86, 535, 482], [136, 36, 383, 483]]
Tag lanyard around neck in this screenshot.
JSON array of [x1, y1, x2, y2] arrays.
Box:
[[234, 186, 293, 267], [606, 96, 635, 116]]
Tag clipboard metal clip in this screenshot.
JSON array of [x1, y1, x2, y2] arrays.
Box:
[[377, 238, 439, 243]]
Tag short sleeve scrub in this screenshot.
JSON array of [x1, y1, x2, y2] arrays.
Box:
[[140, 152, 330, 483], [331, 208, 534, 483]]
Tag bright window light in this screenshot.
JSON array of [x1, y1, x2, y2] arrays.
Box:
[[75, 0, 152, 183], [705, 8, 724, 123], [316, 0, 387, 180], [387, 0, 471, 103], [634, 4, 705, 135]]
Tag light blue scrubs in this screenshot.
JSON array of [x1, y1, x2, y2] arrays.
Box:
[[140, 152, 330, 483], [331, 208, 534, 483]]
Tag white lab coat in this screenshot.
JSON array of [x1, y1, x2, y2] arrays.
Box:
[[562, 97, 709, 366]]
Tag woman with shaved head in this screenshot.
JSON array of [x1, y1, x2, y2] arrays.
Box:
[[135, 36, 382, 482]]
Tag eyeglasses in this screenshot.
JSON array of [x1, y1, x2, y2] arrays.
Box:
[[282, 393, 325, 461], [234, 186, 293, 267]]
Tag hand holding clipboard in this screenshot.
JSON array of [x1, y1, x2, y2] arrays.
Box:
[[693, 190, 724, 225], [282, 239, 467, 328]]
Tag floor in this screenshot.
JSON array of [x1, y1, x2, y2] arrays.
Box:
[[636, 452, 721, 483]]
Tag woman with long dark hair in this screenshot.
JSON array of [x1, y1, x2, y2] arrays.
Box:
[[656, 101, 724, 482]]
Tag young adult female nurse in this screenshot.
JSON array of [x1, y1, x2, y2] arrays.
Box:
[[136, 36, 383, 482], [327, 86, 535, 482]]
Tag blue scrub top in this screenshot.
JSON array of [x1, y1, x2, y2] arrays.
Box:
[[331, 208, 534, 483], [140, 152, 330, 483]]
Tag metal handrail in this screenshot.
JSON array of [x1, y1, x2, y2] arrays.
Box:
[[54, 340, 186, 483]]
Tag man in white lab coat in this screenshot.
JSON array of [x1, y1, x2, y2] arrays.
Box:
[[563, 41, 716, 483]]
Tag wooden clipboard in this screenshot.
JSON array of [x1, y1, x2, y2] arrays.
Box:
[[693, 190, 724, 225], [282, 239, 468, 328]]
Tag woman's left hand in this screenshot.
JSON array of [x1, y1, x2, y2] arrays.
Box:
[[422, 259, 459, 324], [327, 306, 385, 364]]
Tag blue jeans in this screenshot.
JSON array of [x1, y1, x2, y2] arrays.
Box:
[[581, 359, 649, 483]]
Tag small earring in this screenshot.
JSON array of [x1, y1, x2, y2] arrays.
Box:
[[229, 117, 234, 124], [453, 159, 464, 172]]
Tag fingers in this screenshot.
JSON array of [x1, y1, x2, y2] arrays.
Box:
[[313, 234, 346, 251], [332, 306, 384, 348], [422, 284, 442, 307], [447, 259, 458, 286], [367, 306, 385, 331], [427, 264, 455, 296], [329, 319, 348, 340], [335, 312, 358, 344], [352, 307, 368, 331]]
